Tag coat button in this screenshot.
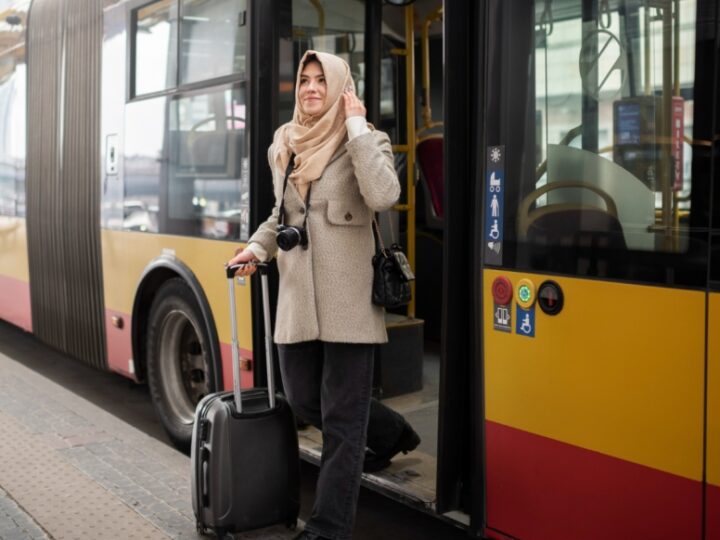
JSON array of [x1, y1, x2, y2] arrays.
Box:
[[344, 212, 353, 221], [299, 207, 305, 214]]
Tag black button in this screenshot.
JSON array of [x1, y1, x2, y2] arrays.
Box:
[[299, 207, 305, 214], [538, 280, 564, 315], [344, 212, 353, 221]]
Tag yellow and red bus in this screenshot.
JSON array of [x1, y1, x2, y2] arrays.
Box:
[[477, 1, 720, 538], [1, 0, 719, 538]]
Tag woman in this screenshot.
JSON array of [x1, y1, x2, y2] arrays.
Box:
[[227, 50, 419, 540]]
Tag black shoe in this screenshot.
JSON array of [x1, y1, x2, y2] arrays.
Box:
[[363, 423, 421, 473]]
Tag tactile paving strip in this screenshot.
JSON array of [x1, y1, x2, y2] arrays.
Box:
[[0, 410, 169, 540]]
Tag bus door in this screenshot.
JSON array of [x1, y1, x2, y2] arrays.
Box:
[[481, 1, 718, 538], [706, 8, 720, 539]]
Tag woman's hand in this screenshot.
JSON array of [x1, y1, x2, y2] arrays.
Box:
[[226, 248, 259, 277], [343, 89, 366, 118]]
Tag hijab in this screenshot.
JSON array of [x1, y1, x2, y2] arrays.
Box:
[[273, 50, 355, 198]]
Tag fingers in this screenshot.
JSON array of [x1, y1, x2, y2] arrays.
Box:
[[226, 249, 259, 277], [343, 89, 366, 118], [227, 261, 256, 277], [234, 264, 257, 277]]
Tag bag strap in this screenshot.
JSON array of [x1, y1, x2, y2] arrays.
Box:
[[372, 216, 387, 255]]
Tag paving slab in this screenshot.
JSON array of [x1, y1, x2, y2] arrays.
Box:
[[0, 351, 301, 540]]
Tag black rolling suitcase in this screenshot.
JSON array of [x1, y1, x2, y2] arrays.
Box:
[[191, 262, 299, 538]]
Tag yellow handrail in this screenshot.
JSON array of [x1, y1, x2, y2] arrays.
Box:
[[420, 7, 443, 131], [308, 0, 325, 35]]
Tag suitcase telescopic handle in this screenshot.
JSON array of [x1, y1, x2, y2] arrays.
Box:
[[225, 262, 276, 413]]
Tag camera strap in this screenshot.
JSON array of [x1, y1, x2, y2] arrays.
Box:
[[278, 154, 295, 226], [278, 153, 311, 231]]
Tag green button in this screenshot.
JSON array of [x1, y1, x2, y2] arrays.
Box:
[[518, 285, 531, 303]]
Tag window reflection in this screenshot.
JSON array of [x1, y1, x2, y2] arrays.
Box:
[[525, 0, 697, 254], [0, 1, 30, 218], [281, 0, 366, 123], [179, 0, 247, 84], [123, 86, 248, 240], [168, 85, 249, 240], [134, 0, 177, 96], [124, 98, 165, 233]]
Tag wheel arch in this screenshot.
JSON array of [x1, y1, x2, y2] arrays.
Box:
[[131, 255, 223, 391]]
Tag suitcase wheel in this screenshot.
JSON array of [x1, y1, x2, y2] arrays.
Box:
[[195, 521, 206, 535], [286, 519, 297, 530]]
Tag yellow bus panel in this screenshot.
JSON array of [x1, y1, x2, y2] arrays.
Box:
[[484, 269, 704, 481], [0, 217, 31, 331], [707, 294, 720, 488], [101, 229, 252, 382]]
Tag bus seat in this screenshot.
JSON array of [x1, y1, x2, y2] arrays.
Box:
[[416, 136, 444, 220], [517, 181, 627, 250]]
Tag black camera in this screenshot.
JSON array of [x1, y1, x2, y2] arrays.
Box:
[[276, 224, 308, 251]]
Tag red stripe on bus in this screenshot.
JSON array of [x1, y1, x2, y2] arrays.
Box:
[[105, 310, 135, 380], [708, 483, 720, 540], [485, 420, 701, 540], [220, 342, 254, 391], [0, 274, 32, 332]]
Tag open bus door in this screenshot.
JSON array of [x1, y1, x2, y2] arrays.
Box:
[[479, 1, 719, 538], [269, 0, 463, 521]]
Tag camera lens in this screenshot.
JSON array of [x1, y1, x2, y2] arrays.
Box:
[[277, 227, 301, 251]]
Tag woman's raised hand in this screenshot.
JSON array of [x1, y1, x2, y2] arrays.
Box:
[[226, 248, 259, 277], [343, 88, 366, 118]]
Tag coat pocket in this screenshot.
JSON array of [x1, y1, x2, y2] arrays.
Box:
[[325, 199, 371, 227]]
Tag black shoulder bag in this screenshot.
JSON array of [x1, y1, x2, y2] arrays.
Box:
[[371, 216, 415, 309]]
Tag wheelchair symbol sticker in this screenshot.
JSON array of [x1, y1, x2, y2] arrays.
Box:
[[485, 145, 505, 266], [516, 305, 535, 338]]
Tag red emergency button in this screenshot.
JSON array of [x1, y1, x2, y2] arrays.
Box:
[[491, 276, 513, 305]]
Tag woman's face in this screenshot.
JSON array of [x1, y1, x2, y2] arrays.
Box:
[[298, 60, 326, 115]]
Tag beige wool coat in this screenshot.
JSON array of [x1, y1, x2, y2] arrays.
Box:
[[248, 129, 401, 344]]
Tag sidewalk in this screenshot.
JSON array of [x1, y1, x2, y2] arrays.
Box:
[[0, 351, 301, 540]]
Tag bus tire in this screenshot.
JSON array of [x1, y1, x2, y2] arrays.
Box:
[[146, 277, 216, 451]]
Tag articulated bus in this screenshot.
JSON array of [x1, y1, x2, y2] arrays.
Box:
[[0, 0, 718, 538]]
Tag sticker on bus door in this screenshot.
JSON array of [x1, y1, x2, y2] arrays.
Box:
[[516, 305, 535, 338], [485, 146, 505, 265]]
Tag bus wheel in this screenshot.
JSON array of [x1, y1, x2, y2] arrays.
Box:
[[147, 278, 215, 450]]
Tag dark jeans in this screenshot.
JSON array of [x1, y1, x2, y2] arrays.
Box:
[[278, 341, 406, 540]]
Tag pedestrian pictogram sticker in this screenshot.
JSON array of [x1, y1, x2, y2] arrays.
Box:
[[516, 305, 535, 337], [493, 303, 511, 333], [485, 146, 505, 266]]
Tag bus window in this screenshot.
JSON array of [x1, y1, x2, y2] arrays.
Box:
[[124, 97, 165, 233], [178, 0, 247, 85], [0, 1, 29, 218], [133, 0, 178, 96], [123, 84, 248, 239], [167, 85, 249, 240], [489, 0, 708, 285]]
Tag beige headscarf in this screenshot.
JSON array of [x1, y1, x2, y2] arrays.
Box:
[[273, 50, 355, 198]]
